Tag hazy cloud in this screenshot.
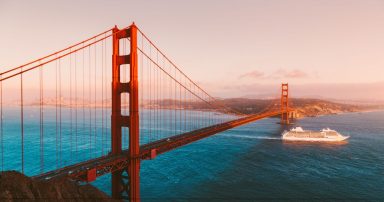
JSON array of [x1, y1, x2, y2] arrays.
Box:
[[239, 70, 265, 79], [273, 69, 308, 78], [239, 69, 310, 81], [285, 69, 308, 78]]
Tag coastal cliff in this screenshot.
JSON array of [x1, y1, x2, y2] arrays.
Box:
[[0, 171, 111, 201]]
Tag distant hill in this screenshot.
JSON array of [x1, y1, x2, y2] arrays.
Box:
[[288, 98, 377, 117], [26, 97, 383, 118], [215, 98, 383, 118]]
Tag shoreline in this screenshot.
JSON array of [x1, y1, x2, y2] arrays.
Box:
[[266, 109, 383, 122], [299, 108, 384, 119]]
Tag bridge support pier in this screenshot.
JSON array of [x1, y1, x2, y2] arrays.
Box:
[[111, 23, 140, 201]]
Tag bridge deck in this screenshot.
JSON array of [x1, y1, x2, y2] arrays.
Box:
[[34, 110, 284, 182]]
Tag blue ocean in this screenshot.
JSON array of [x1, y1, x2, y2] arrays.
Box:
[[1, 108, 383, 200], [93, 110, 383, 201]]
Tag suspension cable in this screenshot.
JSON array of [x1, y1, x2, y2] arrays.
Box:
[[136, 28, 244, 116], [0, 28, 113, 77]]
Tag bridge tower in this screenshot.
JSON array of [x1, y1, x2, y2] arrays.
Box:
[[281, 83, 289, 124], [111, 23, 140, 201]]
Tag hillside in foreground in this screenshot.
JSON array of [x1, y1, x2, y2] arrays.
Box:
[[0, 171, 110, 201]]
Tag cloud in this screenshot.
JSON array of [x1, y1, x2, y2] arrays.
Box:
[[273, 69, 308, 78], [239, 70, 265, 79], [285, 69, 308, 78], [239, 68, 309, 80]]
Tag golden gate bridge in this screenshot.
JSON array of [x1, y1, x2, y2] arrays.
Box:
[[0, 23, 293, 201]]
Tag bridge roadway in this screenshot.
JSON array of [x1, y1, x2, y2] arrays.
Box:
[[34, 110, 285, 182]]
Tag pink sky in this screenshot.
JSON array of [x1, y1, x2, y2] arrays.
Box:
[[1, 0, 383, 101]]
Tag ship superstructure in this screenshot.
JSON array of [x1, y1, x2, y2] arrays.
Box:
[[282, 127, 349, 142]]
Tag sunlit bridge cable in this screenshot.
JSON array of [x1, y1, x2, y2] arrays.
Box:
[[0, 29, 113, 77], [136, 28, 245, 116]]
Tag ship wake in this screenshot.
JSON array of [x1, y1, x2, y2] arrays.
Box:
[[221, 134, 281, 140]]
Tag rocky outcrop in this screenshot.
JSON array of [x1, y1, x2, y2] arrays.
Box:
[[0, 171, 111, 201]]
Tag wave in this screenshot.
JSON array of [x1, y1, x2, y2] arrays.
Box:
[[221, 134, 281, 140]]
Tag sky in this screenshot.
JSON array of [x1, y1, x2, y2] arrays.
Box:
[[1, 0, 384, 101]]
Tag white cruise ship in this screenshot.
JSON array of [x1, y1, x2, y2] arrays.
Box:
[[282, 127, 349, 142]]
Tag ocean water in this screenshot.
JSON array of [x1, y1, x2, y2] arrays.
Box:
[[90, 111, 384, 201], [1, 108, 383, 200], [0, 107, 231, 175]]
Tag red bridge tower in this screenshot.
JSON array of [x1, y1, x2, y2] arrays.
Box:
[[111, 23, 140, 201], [281, 83, 289, 124]]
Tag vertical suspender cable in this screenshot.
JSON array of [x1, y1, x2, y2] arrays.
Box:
[[59, 58, 62, 167], [40, 61, 44, 173], [179, 71, 181, 133], [101, 39, 104, 155], [161, 55, 164, 138], [140, 35, 143, 143], [193, 85, 195, 129], [154, 51, 157, 140], [149, 45, 152, 142], [187, 81, 189, 131], [159, 54, 162, 139], [94, 39, 97, 155], [174, 67, 176, 135], [103, 34, 109, 150], [156, 51, 159, 140], [20, 68, 24, 174], [187, 77, 190, 129], [88, 45, 92, 158], [200, 91, 202, 127], [158, 52, 161, 140], [169, 63, 172, 137], [70, 50, 73, 162], [82, 43, 85, 156], [184, 76, 186, 132], [55, 57, 58, 168], [75, 52, 78, 158], [200, 91, 202, 128]]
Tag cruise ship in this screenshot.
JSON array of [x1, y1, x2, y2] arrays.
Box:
[[282, 127, 349, 142]]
